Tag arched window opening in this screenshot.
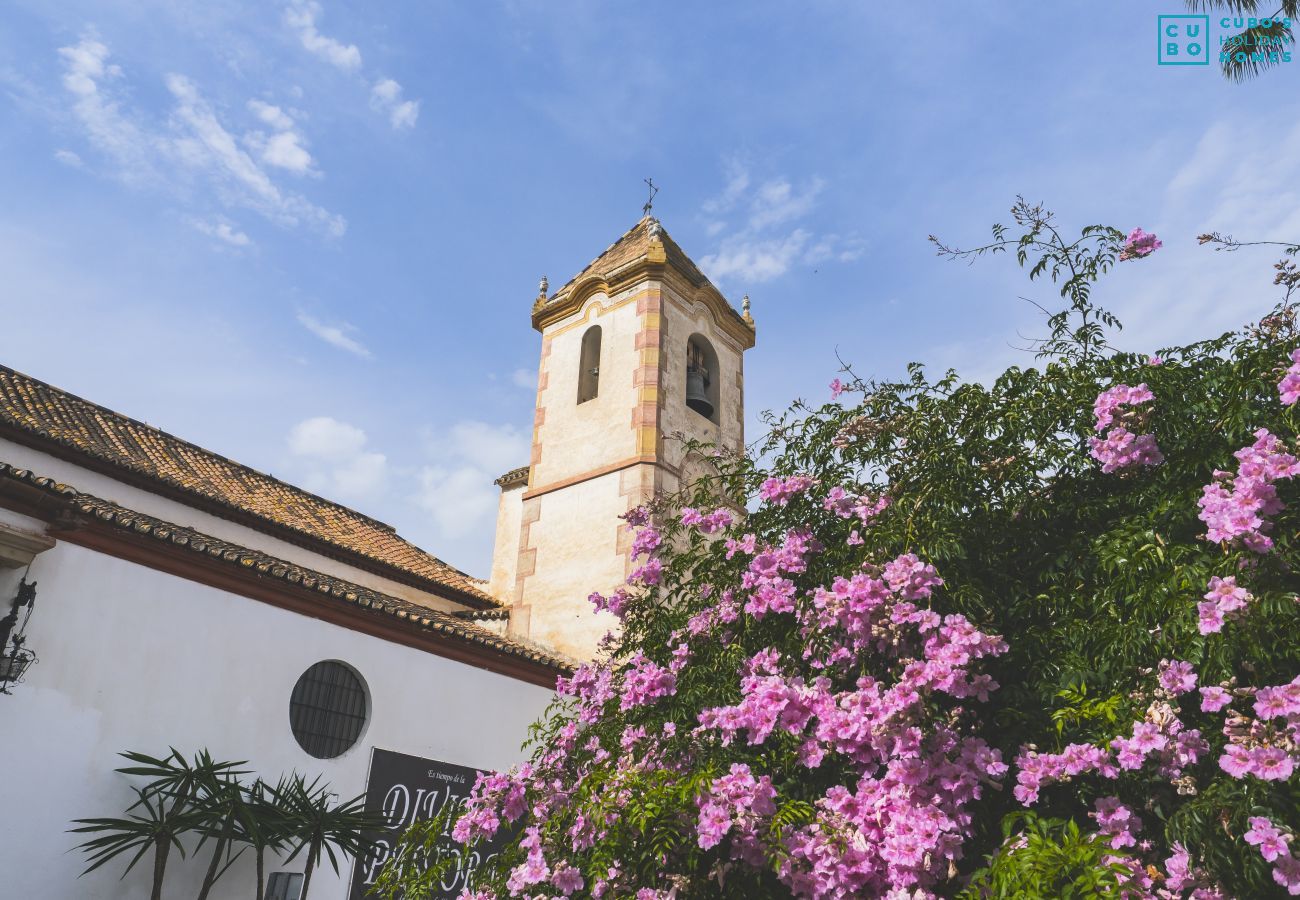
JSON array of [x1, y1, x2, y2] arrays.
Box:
[[686, 335, 720, 423], [578, 325, 602, 404]]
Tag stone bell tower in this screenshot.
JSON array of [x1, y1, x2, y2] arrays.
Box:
[[487, 216, 756, 660]]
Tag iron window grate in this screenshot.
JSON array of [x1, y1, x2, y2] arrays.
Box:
[[289, 661, 367, 758]]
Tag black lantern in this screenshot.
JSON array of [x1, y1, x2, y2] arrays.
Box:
[[0, 578, 37, 694]]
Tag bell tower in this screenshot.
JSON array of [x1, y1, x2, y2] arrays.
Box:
[[488, 216, 756, 660]]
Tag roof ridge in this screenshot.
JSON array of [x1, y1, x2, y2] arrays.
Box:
[[0, 363, 495, 604], [0, 363, 400, 533], [549, 217, 651, 299]]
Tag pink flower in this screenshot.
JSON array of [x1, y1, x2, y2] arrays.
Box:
[[830, 378, 845, 400], [1250, 746, 1295, 781], [1279, 347, 1300, 406], [1199, 686, 1232, 712], [1158, 659, 1197, 695], [551, 864, 585, 895], [1120, 227, 1162, 260], [1245, 817, 1291, 863], [1219, 743, 1252, 778]]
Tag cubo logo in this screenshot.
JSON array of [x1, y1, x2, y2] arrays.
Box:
[[1158, 14, 1210, 65]]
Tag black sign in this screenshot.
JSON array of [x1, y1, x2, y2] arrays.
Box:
[[349, 748, 506, 899]]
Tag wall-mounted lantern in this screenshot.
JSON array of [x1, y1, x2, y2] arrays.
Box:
[[0, 578, 37, 694]]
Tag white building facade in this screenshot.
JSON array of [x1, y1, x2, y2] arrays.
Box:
[[0, 382, 563, 899]]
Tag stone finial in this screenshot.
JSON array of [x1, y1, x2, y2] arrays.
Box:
[[533, 275, 549, 312], [742, 294, 753, 325], [646, 217, 662, 240]]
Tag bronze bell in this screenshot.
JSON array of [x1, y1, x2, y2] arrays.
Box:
[[686, 367, 713, 418]]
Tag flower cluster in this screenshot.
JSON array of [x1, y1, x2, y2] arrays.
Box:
[[1091, 796, 1141, 849], [821, 486, 890, 527], [1119, 227, 1162, 260], [1198, 428, 1300, 552], [1218, 674, 1300, 782], [680, 506, 734, 534], [1279, 348, 1300, 406], [1088, 383, 1164, 473], [759, 475, 815, 506], [618, 651, 677, 711], [1245, 817, 1300, 894], [694, 763, 776, 856], [1197, 575, 1253, 635]]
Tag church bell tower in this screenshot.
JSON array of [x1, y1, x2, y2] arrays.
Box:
[[487, 216, 756, 660]]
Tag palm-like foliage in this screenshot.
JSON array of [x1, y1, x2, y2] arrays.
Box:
[[1186, 0, 1299, 79], [274, 773, 382, 900], [237, 777, 295, 900], [70, 748, 247, 900]]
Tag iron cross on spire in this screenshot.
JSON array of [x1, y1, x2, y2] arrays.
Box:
[[642, 177, 659, 216]]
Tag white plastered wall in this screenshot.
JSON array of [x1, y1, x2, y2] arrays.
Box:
[[0, 511, 552, 900]]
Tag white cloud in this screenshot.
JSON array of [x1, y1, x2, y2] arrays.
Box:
[[190, 217, 252, 247], [701, 229, 812, 283], [166, 74, 341, 233], [244, 101, 315, 174], [747, 177, 825, 230], [287, 416, 387, 502], [416, 421, 528, 538], [370, 78, 419, 130], [511, 367, 535, 390], [698, 164, 859, 284], [702, 158, 750, 215], [53, 149, 83, 168], [55, 37, 344, 238], [284, 1, 362, 71], [289, 415, 368, 459], [296, 311, 371, 357], [247, 99, 295, 132], [57, 37, 155, 183]]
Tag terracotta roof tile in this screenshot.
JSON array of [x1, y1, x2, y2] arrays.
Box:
[[0, 461, 570, 674], [0, 364, 495, 606], [551, 216, 718, 301]]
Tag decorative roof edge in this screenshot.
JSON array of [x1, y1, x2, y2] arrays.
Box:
[[530, 219, 756, 350], [0, 461, 573, 678], [494, 465, 530, 489]]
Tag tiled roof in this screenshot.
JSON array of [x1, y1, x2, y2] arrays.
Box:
[[0, 364, 496, 606], [0, 461, 571, 675], [493, 465, 529, 489], [551, 216, 719, 301]]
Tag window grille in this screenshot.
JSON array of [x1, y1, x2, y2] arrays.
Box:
[[289, 661, 368, 758]]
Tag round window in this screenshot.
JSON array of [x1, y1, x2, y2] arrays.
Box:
[[289, 661, 368, 758]]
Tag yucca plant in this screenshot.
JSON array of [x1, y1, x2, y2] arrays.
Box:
[[70, 748, 247, 900], [274, 773, 381, 900]]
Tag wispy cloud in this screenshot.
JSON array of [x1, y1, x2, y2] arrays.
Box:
[[56, 36, 344, 238], [281, 4, 421, 132], [699, 162, 861, 284], [296, 311, 371, 357], [287, 416, 387, 502], [284, 1, 362, 71], [53, 148, 84, 168], [369, 79, 420, 130], [245, 100, 315, 174], [416, 421, 528, 538], [511, 367, 535, 390], [190, 217, 252, 247], [57, 37, 155, 184]]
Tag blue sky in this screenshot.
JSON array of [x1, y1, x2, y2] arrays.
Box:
[[2, 2, 1297, 576]]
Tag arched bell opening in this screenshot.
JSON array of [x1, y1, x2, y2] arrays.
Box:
[[686, 334, 720, 423], [578, 325, 602, 404]]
